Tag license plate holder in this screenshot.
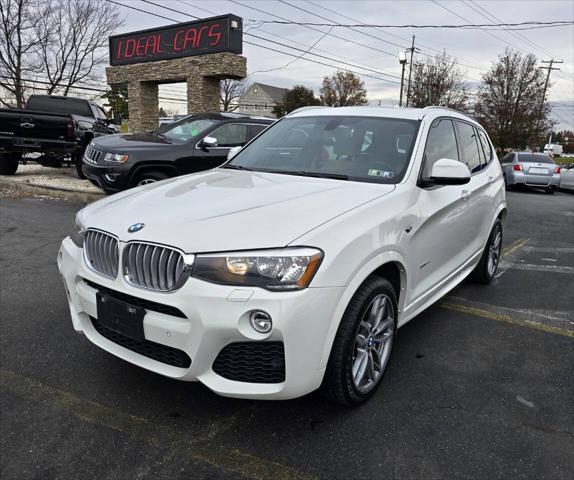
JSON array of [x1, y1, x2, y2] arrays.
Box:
[[96, 292, 145, 341], [529, 167, 548, 174]]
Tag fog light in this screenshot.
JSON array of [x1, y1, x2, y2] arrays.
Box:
[[250, 310, 272, 333]]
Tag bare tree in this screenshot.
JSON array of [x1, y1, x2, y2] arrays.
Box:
[[0, 0, 47, 107], [320, 71, 368, 107], [36, 0, 122, 95], [220, 79, 244, 112], [407, 53, 469, 111], [475, 49, 554, 149]]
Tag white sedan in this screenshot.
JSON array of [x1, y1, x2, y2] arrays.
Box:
[[58, 106, 506, 406]]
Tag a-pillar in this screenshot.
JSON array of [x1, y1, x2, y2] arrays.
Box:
[[127, 81, 158, 133], [187, 76, 220, 114]]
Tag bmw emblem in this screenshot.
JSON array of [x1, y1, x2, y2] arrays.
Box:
[[128, 223, 145, 233]]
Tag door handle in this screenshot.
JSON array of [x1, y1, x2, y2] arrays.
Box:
[[461, 189, 471, 200]]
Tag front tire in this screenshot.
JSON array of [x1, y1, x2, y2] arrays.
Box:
[[322, 276, 397, 406], [0, 152, 20, 175], [73, 152, 86, 179], [133, 170, 170, 187], [470, 218, 503, 284], [545, 186, 555, 194]]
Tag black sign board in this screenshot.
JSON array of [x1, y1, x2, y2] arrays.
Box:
[[109, 14, 242, 66]]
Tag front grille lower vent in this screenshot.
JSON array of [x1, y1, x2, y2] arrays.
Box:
[[123, 242, 187, 292], [213, 342, 286, 384], [84, 280, 187, 318], [91, 316, 191, 368], [84, 230, 119, 278]]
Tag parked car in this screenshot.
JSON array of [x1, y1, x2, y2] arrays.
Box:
[[0, 95, 119, 178], [500, 152, 561, 193], [83, 112, 273, 194], [559, 163, 574, 191], [59, 106, 506, 406]]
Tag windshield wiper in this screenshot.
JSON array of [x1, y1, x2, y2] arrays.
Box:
[[270, 170, 349, 181], [221, 164, 254, 171]]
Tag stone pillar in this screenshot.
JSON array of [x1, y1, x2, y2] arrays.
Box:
[[127, 81, 158, 133], [187, 76, 220, 114]]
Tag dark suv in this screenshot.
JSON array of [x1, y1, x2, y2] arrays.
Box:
[[83, 112, 273, 194]]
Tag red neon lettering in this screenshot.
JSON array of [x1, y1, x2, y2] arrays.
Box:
[[183, 27, 197, 50], [125, 38, 136, 58], [195, 25, 208, 48], [173, 29, 185, 51], [144, 35, 156, 56], [156, 33, 164, 53], [208, 24, 221, 46], [116, 40, 122, 60], [136, 37, 146, 56]]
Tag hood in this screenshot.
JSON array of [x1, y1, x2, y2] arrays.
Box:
[[80, 170, 395, 253], [92, 132, 173, 151]]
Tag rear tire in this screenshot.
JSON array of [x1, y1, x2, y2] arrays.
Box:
[[470, 218, 503, 284], [0, 153, 20, 175], [322, 276, 397, 407], [545, 186, 555, 195], [133, 170, 170, 187]]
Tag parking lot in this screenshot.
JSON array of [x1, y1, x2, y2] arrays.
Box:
[[0, 187, 572, 479]]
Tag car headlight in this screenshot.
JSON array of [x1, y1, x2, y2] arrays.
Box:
[[70, 213, 86, 247], [191, 247, 323, 291], [104, 152, 129, 164]]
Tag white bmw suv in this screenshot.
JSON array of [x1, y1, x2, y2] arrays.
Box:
[[58, 106, 506, 406]]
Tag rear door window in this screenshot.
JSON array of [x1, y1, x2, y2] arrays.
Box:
[[456, 121, 482, 173], [210, 123, 249, 148], [422, 118, 459, 178]]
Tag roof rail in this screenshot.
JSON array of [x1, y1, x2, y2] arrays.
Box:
[[423, 105, 474, 119]]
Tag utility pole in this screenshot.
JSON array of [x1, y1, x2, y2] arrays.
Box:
[[405, 35, 416, 107], [398, 51, 407, 107], [538, 59, 562, 145]]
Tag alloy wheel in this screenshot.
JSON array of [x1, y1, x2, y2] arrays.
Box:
[[487, 224, 502, 277], [352, 294, 395, 394], [137, 178, 157, 186]]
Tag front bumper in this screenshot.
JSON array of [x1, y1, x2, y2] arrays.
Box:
[[58, 237, 343, 400], [83, 160, 130, 193]]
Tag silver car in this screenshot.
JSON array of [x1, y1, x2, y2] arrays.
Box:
[[501, 152, 561, 194], [559, 163, 574, 191]]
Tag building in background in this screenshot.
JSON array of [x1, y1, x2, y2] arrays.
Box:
[[237, 83, 288, 118]]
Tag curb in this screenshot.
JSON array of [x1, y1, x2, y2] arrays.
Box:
[[0, 177, 104, 202]]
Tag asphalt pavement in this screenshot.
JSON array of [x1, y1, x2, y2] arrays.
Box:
[[0, 188, 573, 480]]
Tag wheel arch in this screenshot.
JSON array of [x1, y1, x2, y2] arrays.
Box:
[[318, 252, 408, 370], [128, 162, 179, 186]]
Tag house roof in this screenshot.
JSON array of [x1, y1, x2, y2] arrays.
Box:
[[250, 83, 288, 103]]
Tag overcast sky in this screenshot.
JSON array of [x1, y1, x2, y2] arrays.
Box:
[[112, 0, 574, 129]]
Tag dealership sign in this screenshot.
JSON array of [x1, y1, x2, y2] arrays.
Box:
[[109, 14, 242, 66]]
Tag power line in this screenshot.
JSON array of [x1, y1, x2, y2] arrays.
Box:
[[108, 0, 402, 84]]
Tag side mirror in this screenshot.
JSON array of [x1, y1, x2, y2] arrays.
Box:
[[200, 136, 218, 149], [427, 158, 471, 185], [227, 146, 241, 160]]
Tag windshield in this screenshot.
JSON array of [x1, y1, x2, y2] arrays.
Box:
[[160, 117, 218, 143], [227, 116, 420, 183]]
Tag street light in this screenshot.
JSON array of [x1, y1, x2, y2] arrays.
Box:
[[399, 51, 407, 107]]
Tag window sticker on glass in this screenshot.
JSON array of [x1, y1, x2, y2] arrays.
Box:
[[368, 169, 394, 178]]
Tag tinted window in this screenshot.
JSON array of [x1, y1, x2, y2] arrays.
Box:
[[517, 153, 554, 164], [251, 124, 268, 138], [211, 124, 249, 147], [422, 119, 459, 178], [477, 129, 492, 163], [162, 118, 216, 143], [26, 96, 93, 117], [501, 153, 514, 164], [456, 121, 482, 173], [228, 116, 420, 184]]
